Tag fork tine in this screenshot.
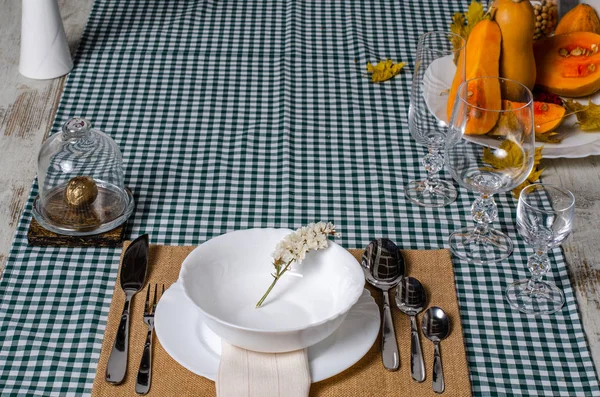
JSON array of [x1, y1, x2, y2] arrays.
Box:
[[144, 285, 151, 314], [152, 283, 158, 313]]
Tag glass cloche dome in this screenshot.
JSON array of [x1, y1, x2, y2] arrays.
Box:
[[32, 117, 134, 236]]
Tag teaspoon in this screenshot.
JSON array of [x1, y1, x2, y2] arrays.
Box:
[[361, 238, 405, 371], [395, 276, 426, 382], [422, 306, 450, 394]]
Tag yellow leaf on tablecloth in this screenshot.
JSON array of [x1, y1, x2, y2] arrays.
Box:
[[366, 59, 405, 83]]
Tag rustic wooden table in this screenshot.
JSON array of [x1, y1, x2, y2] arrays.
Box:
[[1, 0, 599, 379]]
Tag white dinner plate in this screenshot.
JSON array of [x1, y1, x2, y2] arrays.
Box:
[[425, 55, 600, 158], [155, 282, 380, 382], [423, 54, 456, 126]]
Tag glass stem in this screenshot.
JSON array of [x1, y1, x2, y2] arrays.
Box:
[[471, 194, 498, 238], [527, 250, 550, 291], [422, 146, 443, 191]]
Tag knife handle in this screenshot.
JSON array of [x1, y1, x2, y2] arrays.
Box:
[[106, 291, 134, 384]]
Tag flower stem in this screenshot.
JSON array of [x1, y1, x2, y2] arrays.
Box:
[[256, 260, 293, 308]]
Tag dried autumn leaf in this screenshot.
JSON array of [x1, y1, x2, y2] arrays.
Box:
[[466, 0, 487, 31], [448, 0, 489, 59], [535, 132, 564, 143], [487, 108, 522, 137], [513, 163, 544, 198], [564, 99, 600, 131], [482, 140, 544, 198], [450, 12, 467, 53], [563, 99, 586, 114], [366, 59, 405, 83], [482, 140, 524, 170]]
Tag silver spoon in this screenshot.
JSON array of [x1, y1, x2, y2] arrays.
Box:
[[361, 238, 405, 371], [422, 306, 450, 394], [395, 276, 426, 382]]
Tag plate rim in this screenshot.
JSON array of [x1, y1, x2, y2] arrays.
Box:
[[155, 282, 381, 383]]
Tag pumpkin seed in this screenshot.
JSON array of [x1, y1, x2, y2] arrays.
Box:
[[589, 64, 596, 72], [571, 47, 583, 56], [559, 48, 568, 57], [541, 103, 549, 112], [467, 91, 473, 98]]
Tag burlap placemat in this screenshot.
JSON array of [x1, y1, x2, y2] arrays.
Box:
[[91, 244, 471, 396]]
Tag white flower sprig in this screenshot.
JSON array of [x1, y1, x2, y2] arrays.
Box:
[[256, 222, 338, 308]]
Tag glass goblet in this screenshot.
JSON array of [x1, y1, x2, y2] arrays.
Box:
[[405, 31, 465, 207], [506, 184, 575, 315], [446, 77, 535, 264]]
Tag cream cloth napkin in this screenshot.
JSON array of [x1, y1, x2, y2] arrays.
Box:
[[216, 341, 311, 397]]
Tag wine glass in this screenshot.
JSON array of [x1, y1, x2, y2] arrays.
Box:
[[506, 184, 575, 314], [446, 77, 535, 263], [405, 31, 465, 207]]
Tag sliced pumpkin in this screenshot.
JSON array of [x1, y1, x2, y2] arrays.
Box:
[[447, 20, 502, 135], [487, 100, 533, 137], [534, 32, 600, 97], [495, 100, 565, 135], [555, 4, 600, 35], [532, 102, 566, 134], [446, 47, 465, 122]]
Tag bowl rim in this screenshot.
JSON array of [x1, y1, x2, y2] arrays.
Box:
[[179, 228, 365, 334]]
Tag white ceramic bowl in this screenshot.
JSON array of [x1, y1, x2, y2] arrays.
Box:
[[179, 228, 365, 352]]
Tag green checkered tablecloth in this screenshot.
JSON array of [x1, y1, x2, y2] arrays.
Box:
[[0, 0, 598, 395]]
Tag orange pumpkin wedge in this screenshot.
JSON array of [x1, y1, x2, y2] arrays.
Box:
[[555, 3, 600, 35], [446, 47, 465, 122], [534, 32, 600, 97], [447, 20, 502, 135], [532, 102, 566, 134], [503, 101, 565, 134]]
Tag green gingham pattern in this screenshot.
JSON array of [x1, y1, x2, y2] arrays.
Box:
[[0, 0, 598, 395]]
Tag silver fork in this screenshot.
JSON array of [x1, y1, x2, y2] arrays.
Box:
[[135, 284, 163, 395]]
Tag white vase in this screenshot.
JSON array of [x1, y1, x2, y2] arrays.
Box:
[[19, 0, 74, 80]]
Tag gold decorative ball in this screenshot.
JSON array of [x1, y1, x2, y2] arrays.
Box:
[[64, 176, 98, 208]]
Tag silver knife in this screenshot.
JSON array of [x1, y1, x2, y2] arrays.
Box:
[[106, 234, 149, 384]]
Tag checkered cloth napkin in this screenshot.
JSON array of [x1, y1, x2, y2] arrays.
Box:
[[0, 0, 598, 395]]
